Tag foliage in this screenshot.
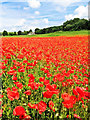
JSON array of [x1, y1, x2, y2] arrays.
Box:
[[18, 30, 22, 35], [2, 30, 8, 36], [35, 18, 89, 34], [29, 29, 32, 33], [0, 32, 2, 36], [2, 30, 33, 36], [17, 30, 33, 35], [2, 30, 89, 38], [9, 32, 17, 36]]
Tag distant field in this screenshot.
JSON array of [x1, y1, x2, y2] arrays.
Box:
[[2, 30, 89, 38]]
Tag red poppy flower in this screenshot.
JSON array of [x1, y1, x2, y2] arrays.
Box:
[[6, 87, 11, 92], [12, 75, 17, 81], [43, 84, 59, 98], [37, 101, 47, 114], [39, 77, 45, 82], [62, 93, 76, 109], [7, 90, 19, 101], [76, 87, 85, 97], [28, 101, 47, 114], [14, 82, 23, 89], [49, 100, 55, 112], [73, 89, 78, 96], [29, 78, 34, 83], [28, 103, 38, 109], [28, 82, 40, 90], [19, 113, 31, 120], [7, 70, 16, 75], [6, 54, 11, 59], [12, 87, 18, 91], [13, 106, 26, 116], [0, 101, 1, 105], [74, 114, 80, 119], [43, 90, 54, 98], [28, 74, 35, 79], [67, 115, 69, 118], [0, 94, 4, 98], [24, 90, 31, 95], [0, 109, 3, 117], [44, 80, 49, 85], [18, 67, 25, 72]]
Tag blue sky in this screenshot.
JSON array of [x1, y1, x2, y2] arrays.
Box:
[[0, 0, 89, 32]]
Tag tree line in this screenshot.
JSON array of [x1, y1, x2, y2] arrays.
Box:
[[2, 29, 32, 36], [35, 18, 89, 34], [2, 18, 90, 36]]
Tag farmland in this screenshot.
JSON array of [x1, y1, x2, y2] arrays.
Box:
[[0, 35, 89, 119]]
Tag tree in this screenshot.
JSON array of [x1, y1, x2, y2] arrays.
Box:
[[34, 18, 89, 34], [35, 28, 40, 34], [18, 30, 22, 35], [0, 32, 2, 36], [23, 31, 28, 35], [88, 20, 90, 30], [9, 32, 14, 36], [3, 30, 8, 36], [29, 29, 32, 33], [63, 18, 88, 31], [64, 24, 73, 31], [45, 29, 50, 33], [14, 32, 17, 35]]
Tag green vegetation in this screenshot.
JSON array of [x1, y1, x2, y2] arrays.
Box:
[[17, 29, 32, 35], [2, 30, 8, 36], [2, 30, 89, 38], [35, 18, 89, 34], [1, 29, 33, 36]]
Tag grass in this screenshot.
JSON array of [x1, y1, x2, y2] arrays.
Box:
[[1, 30, 89, 38]]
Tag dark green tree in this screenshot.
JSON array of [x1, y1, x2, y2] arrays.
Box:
[[9, 32, 14, 36], [34, 18, 89, 34], [3, 30, 8, 36], [35, 28, 40, 34], [13, 32, 17, 35], [29, 29, 32, 33], [18, 30, 22, 35]]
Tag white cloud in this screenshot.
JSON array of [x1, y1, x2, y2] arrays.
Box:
[[16, 19, 26, 26], [65, 5, 88, 20], [55, 7, 66, 12], [30, 20, 40, 25], [43, 18, 49, 24], [27, 0, 41, 8], [35, 11, 40, 15], [38, 0, 88, 13], [23, 7, 29, 10], [10, 27, 17, 32], [22, 19, 49, 31], [75, 5, 88, 18], [0, 0, 7, 2], [29, 19, 49, 26]]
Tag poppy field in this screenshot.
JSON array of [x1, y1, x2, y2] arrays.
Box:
[[0, 36, 89, 119]]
